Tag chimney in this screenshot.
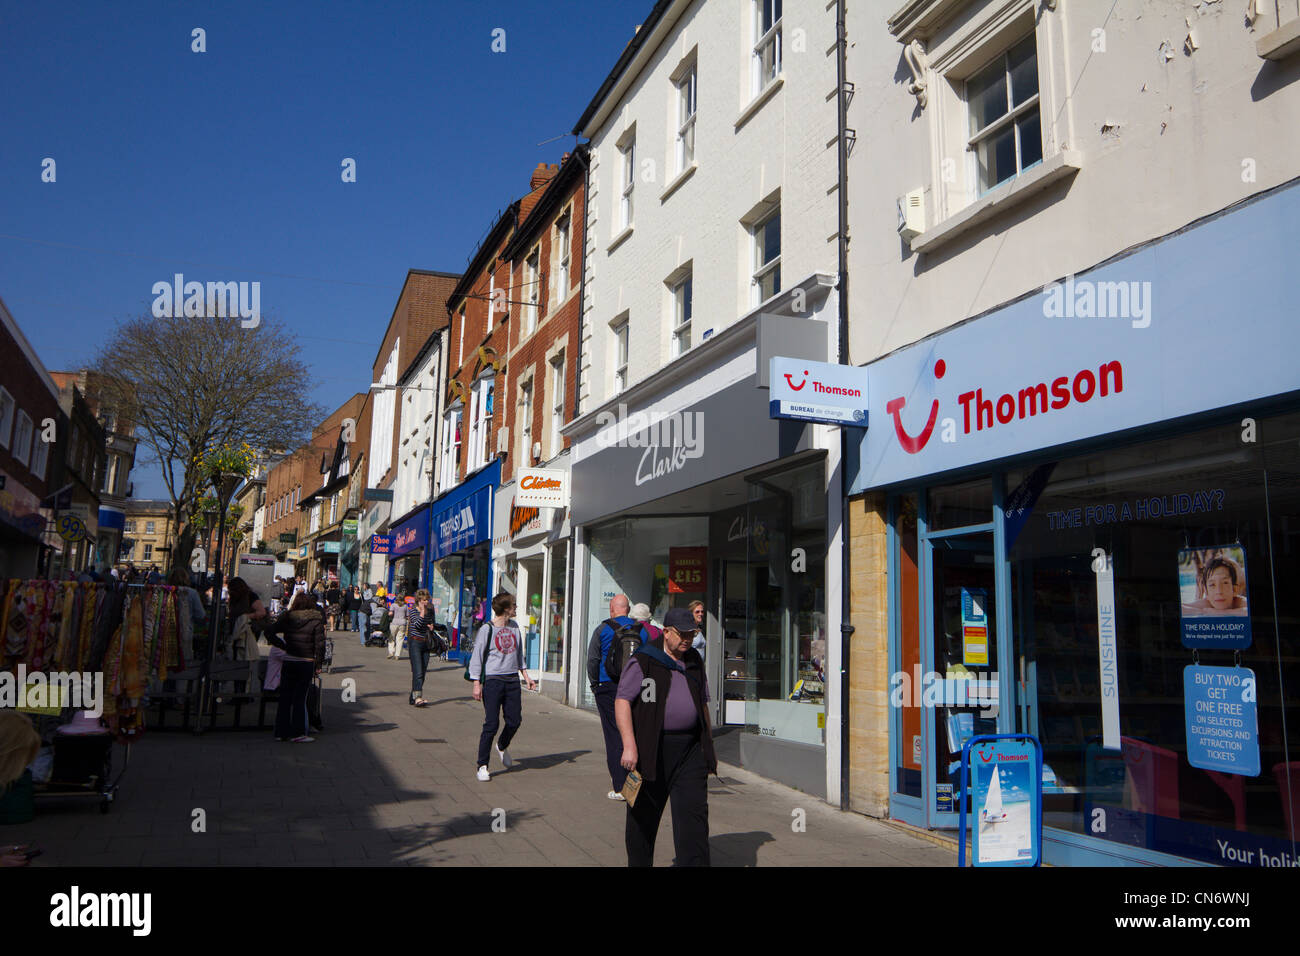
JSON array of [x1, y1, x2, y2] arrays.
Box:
[[530, 162, 559, 190]]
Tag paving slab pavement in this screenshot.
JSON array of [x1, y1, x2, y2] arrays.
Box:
[[10, 631, 955, 867]]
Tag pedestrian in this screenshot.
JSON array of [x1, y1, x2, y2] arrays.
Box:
[[356, 586, 371, 647], [470, 593, 535, 781], [630, 603, 662, 641], [262, 591, 326, 743], [587, 594, 650, 800], [688, 600, 707, 662], [615, 607, 715, 867], [325, 581, 342, 631], [407, 591, 442, 704], [388, 597, 408, 661]]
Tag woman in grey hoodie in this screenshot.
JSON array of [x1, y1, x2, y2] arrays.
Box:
[[470, 592, 536, 781]]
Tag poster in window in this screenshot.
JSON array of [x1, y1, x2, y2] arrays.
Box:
[[1178, 545, 1250, 649]]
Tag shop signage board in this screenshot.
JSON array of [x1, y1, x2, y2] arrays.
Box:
[[370, 534, 391, 554], [515, 468, 569, 508], [1183, 665, 1259, 777], [1177, 545, 1251, 649], [278, 532, 297, 543], [960, 587, 988, 665], [768, 357, 869, 427], [432, 484, 491, 559], [848, 182, 1300, 492], [55, 512, 89, 542], [1094, 550, 1121, 751], [668, 547, 707, 593], [391, 506, 430, 557], [959, 734, 1043, 867], [509, 498, 543, 543], [317, 541, 340, 554], [342, 519, 358, 535]]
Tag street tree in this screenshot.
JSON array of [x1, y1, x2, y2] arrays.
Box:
[[91, 311, 323, 574]]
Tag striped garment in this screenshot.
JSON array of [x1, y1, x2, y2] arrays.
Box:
[[406, 608, 436, 641]]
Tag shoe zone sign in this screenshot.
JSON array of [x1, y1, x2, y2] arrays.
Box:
[[769, 357, 869, 427]]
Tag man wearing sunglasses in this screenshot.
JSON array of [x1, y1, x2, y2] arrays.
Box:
[[614, 607, 716, 866]]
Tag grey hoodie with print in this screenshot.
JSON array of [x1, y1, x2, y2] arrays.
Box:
[[468, 620, 525, 680]]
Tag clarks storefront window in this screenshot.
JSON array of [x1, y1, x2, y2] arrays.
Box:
[[893, 410, 1300, 866]]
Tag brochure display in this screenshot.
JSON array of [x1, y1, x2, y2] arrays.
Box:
[[958, 734, 1043, 867]]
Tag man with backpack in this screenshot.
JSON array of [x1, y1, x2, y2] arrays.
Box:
[[587, 594, 649, 801]]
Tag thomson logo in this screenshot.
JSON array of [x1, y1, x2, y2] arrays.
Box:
[[50, 886, 151, 936], [783, 369, 862, 398], [1042, 275, 1152, 329], [151, 273, 261, 327]]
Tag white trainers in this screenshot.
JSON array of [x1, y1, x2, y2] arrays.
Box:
[[607, 791, 626, 801], [496, 746, 513, 769], [476, 765, 491, 782]]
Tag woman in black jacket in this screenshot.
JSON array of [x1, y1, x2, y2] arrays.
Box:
[[264, 591, 326, 742]]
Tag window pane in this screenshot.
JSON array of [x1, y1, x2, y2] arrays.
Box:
[[1008, 35, 1038, 107], [968, 57, 1009, 136], [760, 212, 780, 266], [1018, 110, 1043, 171], [976, 125, 1018, 193]]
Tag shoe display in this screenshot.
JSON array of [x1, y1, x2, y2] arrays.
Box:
[[476, 766, 491, 782]]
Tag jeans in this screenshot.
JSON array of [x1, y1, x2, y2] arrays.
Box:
[[348, 610, 358, 631], [477, 677, 522, 768], [625, 731, 710, 867], [357, 612, 369, 645], [408, 638, 430, 701], [594, 683, 628, 792], [274, 661, 315, 740]]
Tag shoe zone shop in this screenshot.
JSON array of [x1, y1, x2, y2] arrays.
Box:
[[848, 183, 1300, 867], [566, 294, 844, 800], [426, 460, 500, 663]]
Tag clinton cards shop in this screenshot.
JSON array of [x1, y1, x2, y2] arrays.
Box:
[[848, 181, 1300, 866], [565, 283, 845, 800]]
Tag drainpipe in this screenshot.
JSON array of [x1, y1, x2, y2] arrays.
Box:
[[835, 0, 853, 811]]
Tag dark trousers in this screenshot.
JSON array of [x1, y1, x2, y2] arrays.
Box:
[[594, 683, 627, 792], [275, 661, 314, 739], [409, 639, 431, 701], [477, 677, 522, 768], [625, 731, 710, 867]]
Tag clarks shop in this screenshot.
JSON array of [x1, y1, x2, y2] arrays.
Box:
[[565, 281, 844, 800], [847, 181, 1300, 866]]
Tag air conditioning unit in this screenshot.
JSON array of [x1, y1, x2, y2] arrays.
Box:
[[897, 188, 925, 242], [496, 427, 510, 454], [532, 441, 542, 462]]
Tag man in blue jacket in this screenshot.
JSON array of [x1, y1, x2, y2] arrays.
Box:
[[587, 594, 648, 800]]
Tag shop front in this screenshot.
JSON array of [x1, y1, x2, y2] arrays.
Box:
[[848, 180, 1300, 866], [491, 462, 572, 701], [566, 286, 843, 800], [388, 504, 430, 598], [358, 498, 391, 589], [427, 460, 499, 663]]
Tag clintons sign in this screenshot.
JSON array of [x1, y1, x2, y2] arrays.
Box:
[[515, 468, 569, 508], [850, 180, 1300, 491]]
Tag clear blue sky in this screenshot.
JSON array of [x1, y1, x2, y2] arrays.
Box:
[[0, 0, 645, 498]]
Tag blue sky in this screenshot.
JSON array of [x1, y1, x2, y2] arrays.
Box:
[[0, 0, 646, 498]]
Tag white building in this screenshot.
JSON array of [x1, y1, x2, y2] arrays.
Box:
[[843, 0, 1300, 866], [566, 0, 849, 801], [390, 332, 447, 594]]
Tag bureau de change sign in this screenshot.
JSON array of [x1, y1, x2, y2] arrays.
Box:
[[769, 357, 868, 427]]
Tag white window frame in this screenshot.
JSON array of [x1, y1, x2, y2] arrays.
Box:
[[145, 520, 156, 535], [524, 246, 541, 335], [11, 410, 33, 468], [518, 377, 533, 464], [439, 405, 463, 491], [752, 0, 783, 97], [619, 138, 635, 230], [751, 207, 781, 306], [612, 319, 630, 394], [672, 273, 693, 357], [0, 388, 14, 449], [554, 209, 572, 303], [469, 375, 495, 468], [329, 496, 336, 525], [143, 543, 153, 562], [549, 353, 565, 459], [676, 66, 697, 173], [965, 33, 1042, 197]]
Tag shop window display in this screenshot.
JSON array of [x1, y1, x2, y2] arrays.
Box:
[[1006, 411, 1300, 866]]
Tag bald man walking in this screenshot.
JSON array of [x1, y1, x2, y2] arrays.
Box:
[[587, 594, 649, 800]]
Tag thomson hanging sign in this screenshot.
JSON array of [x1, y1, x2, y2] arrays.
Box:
[[769, 358, 868, 427]]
